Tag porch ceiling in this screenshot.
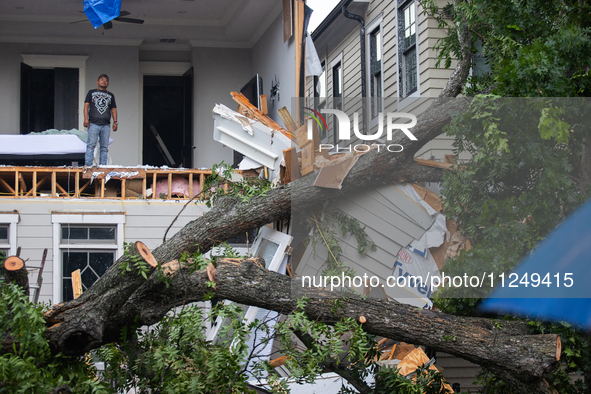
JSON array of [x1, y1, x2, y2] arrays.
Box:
[[0, 0, 282, 49]]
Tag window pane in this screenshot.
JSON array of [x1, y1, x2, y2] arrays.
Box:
[[62, 226, 88, 240], [89, 252, 115, 277], [0, 225, 8, 242], [405, 47, 418, 94], [89, 227, 115, 240], [257, 239, 279, 269], [81, 266, 100, 291], [63, 251, 88, 277]]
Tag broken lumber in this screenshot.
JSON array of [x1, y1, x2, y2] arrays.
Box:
[[230, 92, 293, 141]]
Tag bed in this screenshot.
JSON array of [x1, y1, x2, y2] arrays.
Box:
[[0, 132, 113, 166]]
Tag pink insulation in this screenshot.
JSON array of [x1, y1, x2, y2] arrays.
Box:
[[154, 177, 201, 198]]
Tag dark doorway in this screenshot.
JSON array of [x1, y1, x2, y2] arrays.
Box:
[[20, 65, 78, 134], [143, 70, 193, 168]]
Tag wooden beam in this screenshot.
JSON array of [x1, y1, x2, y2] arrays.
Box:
[[0, 177, 15, 196], [32, 171, 37, 197], [168, 173, 172, 199], [283, 0, 293, 42], [230, 92, 293, 141], [55, 182, 69, 197], [51, 171, 57, 198], [282, 147, 301, 184], [413, 158, 454, 170], [260, 94, 268, 115], [278, 106, 298, 132], [71, 269, 83, 299], [152, 173, 157, 199], [189, 173, 193, 198], [18, 173, 27, 197], [121, 179, 126, 200], [74, 171, 80, 198]]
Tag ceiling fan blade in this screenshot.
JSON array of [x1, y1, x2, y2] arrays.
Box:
[[70, 19, 89, 24], [118, 10, 131, 17], [114, 17, 145, 24]]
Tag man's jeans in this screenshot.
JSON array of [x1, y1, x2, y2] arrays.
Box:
[[85, 124, 110, 166]]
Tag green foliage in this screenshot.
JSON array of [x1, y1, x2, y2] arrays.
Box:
[[201, 161, 275, 208], [307, 212, 376, 280], [371, 365, 451, 394], [0, 282, 112, 394]]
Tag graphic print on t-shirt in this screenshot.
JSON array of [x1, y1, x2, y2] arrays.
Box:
[[92, 91, 112, 114]]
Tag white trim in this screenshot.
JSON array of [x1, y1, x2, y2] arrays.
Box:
[[366, 14, 384, 130], [21, 55, 89, 131], [51, 212, 125, 302], [396, 0, 420, 105], [0, 213, 20, 256], [207, 227, 292, 343]]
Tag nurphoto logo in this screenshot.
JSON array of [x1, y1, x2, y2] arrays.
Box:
[[304, 107, 418, 153]]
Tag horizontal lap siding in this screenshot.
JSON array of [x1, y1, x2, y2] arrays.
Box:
[[0, 199, 207, 304]]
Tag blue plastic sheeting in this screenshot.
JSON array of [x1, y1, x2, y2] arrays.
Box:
[[480, 199, 591, 328], [84, 0, 121, 29]]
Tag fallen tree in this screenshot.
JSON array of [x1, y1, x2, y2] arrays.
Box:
[[0, 94, 551, 393]]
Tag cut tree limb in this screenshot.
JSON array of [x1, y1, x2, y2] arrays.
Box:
[[4, 256, 29, 297], [43, 97, 469, 357]]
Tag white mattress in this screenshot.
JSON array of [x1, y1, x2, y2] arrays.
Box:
[[0, 135, 112, 155]]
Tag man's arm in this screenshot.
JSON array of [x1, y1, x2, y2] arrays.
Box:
[[111, 108, 118, 131], [83, 103, 90, 128]]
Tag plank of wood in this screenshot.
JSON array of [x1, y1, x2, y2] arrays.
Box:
[[260, 94, 268, 115], [300, 143, 315, 176], [71, 269, 83, 299], [18, 173, 26, 196], [277, 106, 298, 132], [413, 158, 454, 170], [282, 147, 301, 184], [410, 183, 443, 212], [230, 92, 293, 141], [0, 177, 15, 195], [283, 0, 292, 42]]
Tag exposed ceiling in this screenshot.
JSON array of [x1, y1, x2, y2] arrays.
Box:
[[0, 0, 283, 49]]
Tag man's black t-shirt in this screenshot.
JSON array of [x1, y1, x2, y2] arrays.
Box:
[[85, 89, 117, 125]]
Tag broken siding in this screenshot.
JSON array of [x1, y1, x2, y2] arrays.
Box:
[[295, 184, 434, 305], [0, 199, 207, 303]]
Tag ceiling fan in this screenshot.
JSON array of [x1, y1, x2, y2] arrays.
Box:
[[71, 10, 144, 30]]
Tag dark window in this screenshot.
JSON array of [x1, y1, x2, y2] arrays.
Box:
[[332, 61, 343, 145], [62, 250, 115, 302], [61, 225, 116, 243], [0, 225, 8, 244], [399, 1, 417, 97], [369, 27, 383, 119]]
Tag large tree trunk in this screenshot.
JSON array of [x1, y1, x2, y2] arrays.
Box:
[[43, 97, 470, 355], [51, 257, 559, 394]]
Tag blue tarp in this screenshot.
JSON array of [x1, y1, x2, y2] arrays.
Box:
[[84, 0, 121, 29], [480, 199, 591, 328]]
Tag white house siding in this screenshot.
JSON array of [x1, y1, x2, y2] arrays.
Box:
[[0, 198, 207, 304], [306, 0, 459, 161]]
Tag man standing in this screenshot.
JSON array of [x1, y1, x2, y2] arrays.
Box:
[[84, 74, 118, 166]]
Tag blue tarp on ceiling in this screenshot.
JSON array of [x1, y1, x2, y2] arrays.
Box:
[[84, 0, 121, 29]]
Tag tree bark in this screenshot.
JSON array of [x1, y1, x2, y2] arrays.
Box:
[[43, 97, 470, 356], [45, 257, 559, 393]]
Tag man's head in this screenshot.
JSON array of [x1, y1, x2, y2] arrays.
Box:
[[97, 74, 109, 90]]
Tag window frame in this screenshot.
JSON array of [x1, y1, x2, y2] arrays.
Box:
[[330, 54, 344, 146], [0, 213, 20, 257], [397, 0, 420, 102], [366, 15, 384, 129], [52, 213, 125, 302]]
